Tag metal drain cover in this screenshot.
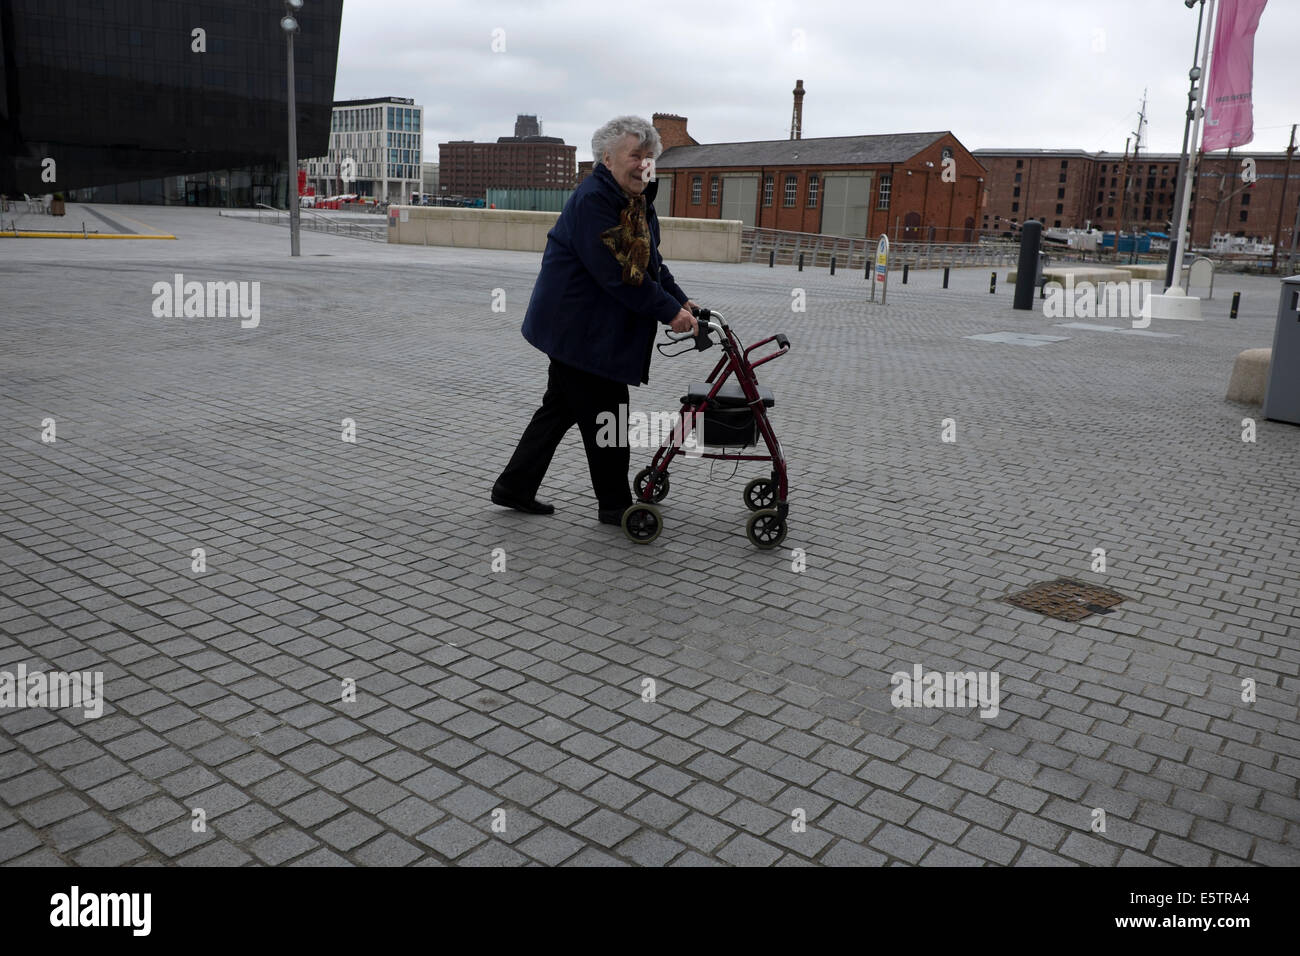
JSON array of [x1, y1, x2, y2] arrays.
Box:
[[1003, 577, 1126, 622]]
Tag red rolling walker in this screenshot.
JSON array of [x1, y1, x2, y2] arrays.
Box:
[[621, 307, 791, 548]]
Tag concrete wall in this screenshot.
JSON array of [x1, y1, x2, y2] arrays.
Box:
[[386, 205, 742, 263]]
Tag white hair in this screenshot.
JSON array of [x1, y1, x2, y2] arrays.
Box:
[[592, 116, 662, 166]]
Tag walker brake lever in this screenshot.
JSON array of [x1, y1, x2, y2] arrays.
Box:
[[689, 306, 713, 350]]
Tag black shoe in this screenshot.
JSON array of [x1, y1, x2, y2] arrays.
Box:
[[491, 484, 555, 515], [598, 506, 630, 525]]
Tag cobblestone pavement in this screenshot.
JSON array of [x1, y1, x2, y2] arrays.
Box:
[[1, 205, 1297, 866]]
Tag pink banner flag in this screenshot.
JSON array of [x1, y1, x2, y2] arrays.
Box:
[[1202, 0, 1269, 151]]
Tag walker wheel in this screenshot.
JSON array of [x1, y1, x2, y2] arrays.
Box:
[[634, 467, 670, 503], [622, 503, 663, 544], [743, 478, 777, 512], [745, 508, 787, 549]]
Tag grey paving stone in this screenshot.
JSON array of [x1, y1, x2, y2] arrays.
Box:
[[1014, 846, 1079, 866], [869, 823, 934, 864], [2, 769, 64, 805], [716, 833, 783, 867], [281, 791, 348, 828], [1151, 833, 1213, 867], [583, 775, 645, 810], [439, 784, 504, 822], [565, 846, 631, 867], [17, 791, 91, 828], [1059, 831, 1121, 866], [616, 829, 688, 866], [214, 803, 283, 842], [73, 833, 149, 866], [459, 840, 530, 867], [118, 796, 187, 833], [766, 818, 836, 858], [378, 796, 444, 836], [811, 771, 871, 806], [251, 770, 316, 807], [315, 811, 386, 852], [1252, 840, 1300, 866], [534, 790, 598, 827], [86, 773, 160, 811], [417, 818, 488, 860], [571, 809, 640, 848], [176, 841, 255, 867], [545, 756, 606, 791], [518, 826, 587, 865], [719, 798, 785, 836], [346, 778, 412, 815], [908, 807, 971, 844], [725, 767, 786, 803], [920, 844, 986, 866], [956, 825, 1021, 865], [146, 822, 214, 858], [48, 811, 116, 854], [1005, 811, 1067, 850], [402, 766, 463, 802], [990, 779, 1050, 813], [251, 827, 321, 865], [669, 812, 737, 854], [860, 790, 921, 825], [223, 752, 286, 787], [0, 824, 42, 863], [821, 839, 888, 867]]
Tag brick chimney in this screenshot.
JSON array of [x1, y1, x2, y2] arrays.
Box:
[[791, 80, 805, 140], [653, 113, 697, 151]]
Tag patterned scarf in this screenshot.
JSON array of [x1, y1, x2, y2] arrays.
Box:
[[600, 191, 651, 286]]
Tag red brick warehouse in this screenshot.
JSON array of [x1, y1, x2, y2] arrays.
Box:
[[650, 82, 988, 243]]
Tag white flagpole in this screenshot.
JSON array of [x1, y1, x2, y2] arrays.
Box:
[[1169, 0, 1218, 291]]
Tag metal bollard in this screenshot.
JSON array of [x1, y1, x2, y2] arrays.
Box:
[[830, 256, 836, 275], [769, 249, 775, 268], [989, 271, 997, 294], [864, 257, 871, 279], [1013, 220, 1043, 311], [943, 267, 949, 289], [902, 263, 909, 284], [798, 252, 804, 272], [1230, 291, 1241, 319]]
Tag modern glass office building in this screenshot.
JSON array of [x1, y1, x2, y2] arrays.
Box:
[[0, 0, 344, 206], [303, 96, 424, 204]]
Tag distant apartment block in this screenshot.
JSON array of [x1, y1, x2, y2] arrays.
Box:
[[438, 115, 576, 199]]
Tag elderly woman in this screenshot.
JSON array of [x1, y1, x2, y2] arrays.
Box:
[[492, 116, 698, 526]]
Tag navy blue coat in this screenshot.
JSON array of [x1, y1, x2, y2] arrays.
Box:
[[521, 162, 688, 385]]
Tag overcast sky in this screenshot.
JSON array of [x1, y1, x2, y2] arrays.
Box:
[[331, 0, 1299, 160]]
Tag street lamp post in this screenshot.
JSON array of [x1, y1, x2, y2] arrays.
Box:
[[282, 0, 303, 257]]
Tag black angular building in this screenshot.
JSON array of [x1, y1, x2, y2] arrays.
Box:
[[0, 0, 344, 206]]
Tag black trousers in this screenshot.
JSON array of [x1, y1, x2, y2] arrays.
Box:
[[497, 358, 632, 512]]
